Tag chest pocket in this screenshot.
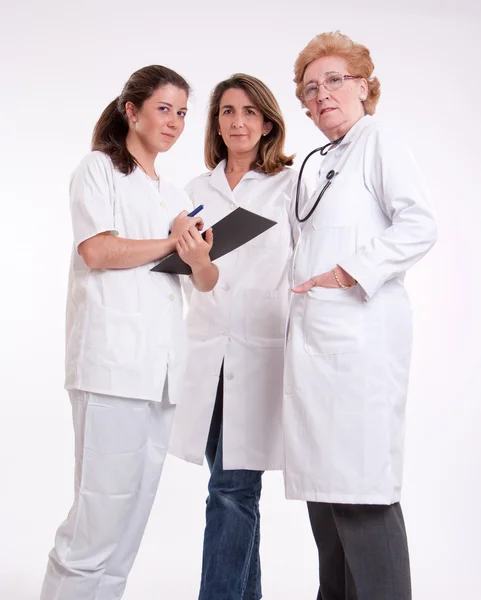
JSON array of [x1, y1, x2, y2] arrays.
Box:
[[248, 207, 283, 249], [311, 173, 361, 230]]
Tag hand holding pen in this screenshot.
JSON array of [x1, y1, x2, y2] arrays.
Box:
[[169, 205, 204, 239]]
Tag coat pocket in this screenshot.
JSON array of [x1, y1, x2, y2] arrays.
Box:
[[245, 289, 286, 348], [84, 305, 145, 367], [303, 286, 365, 356]]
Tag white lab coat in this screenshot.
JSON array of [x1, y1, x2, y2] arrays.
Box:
[[65, 151, 191, 403], [284, 116, 437, 504], [169, 161, 300, 470]]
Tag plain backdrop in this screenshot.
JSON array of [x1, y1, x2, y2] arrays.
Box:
[[1, 0, 480, 598]]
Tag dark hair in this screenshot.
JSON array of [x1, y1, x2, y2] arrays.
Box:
[[92, 65, 191, 175], [204, 73, 294, 175]]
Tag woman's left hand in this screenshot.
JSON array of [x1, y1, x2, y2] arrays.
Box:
[[176, 226, 213, 270], [291, 266, 356, 293]]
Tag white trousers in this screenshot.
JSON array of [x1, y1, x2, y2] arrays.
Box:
[[41, 389, 175, 600]]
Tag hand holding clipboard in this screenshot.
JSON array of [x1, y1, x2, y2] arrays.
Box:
[[152, 207, 277, 275]]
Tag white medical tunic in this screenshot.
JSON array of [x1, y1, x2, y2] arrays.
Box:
[[64, 151, 192, 403]]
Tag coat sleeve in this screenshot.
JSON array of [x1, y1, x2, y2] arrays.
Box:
[[70, 152, 118, 250], [337, 124, 437, 300]]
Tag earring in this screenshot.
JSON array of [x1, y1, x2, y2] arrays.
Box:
[[360, 95, 366, 101], [263, 133, 267, 136], [218, 131, 222, 135]]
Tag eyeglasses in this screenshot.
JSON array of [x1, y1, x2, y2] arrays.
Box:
[[302, 73, 361, 102]]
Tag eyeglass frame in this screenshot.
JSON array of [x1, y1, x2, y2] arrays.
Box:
[[301, 74, 362, 102]]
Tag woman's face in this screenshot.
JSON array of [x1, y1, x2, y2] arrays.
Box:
[[127, 84, 188, 153], [217, 87, 272, 156], [302, 55, 367, 140]]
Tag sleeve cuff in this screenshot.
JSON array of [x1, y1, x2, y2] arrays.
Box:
[[75, 227, 119, 253], [337, 255, 383, 301]]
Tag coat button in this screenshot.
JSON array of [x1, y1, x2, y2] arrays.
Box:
[[222, 284, 230, 291], [221, 329, 229, 336], [231, 203, 236, 210], [226, 373, 234, 381], [168, 294, 175, 301]]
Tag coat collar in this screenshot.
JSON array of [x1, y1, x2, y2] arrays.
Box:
[[209, 159, 267, 199], [337, 114, 373, 148]]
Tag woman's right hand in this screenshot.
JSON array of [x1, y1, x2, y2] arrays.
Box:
[[170, 211, 204, 244]]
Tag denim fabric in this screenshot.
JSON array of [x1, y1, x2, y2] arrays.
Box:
[[198, 366, 263, 600]]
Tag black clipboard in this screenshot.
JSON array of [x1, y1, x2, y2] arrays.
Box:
[[151, 207, 276, 275]]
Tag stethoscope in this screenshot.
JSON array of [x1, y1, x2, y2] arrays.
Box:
[[295, 135, 345, 223]]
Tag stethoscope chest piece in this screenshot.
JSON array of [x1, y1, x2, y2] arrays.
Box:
[[295, 136, 345, 223]]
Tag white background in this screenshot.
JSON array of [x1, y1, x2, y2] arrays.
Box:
[[1, 0, 481, 598]]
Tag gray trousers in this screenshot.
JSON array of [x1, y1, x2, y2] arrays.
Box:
[[307, 502, 411, 600]]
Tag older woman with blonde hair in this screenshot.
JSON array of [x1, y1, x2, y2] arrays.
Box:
[[283, 32, 437, 599], [169, 73, 302, 600]]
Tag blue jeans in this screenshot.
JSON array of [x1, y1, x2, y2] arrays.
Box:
[[198, 366, 263, 600]]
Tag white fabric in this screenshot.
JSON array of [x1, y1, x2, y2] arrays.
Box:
[[284, 116, 438, 504], [41, 389, 175, 600], [65, 151, 192, 403], [169, 162, 302, 470]]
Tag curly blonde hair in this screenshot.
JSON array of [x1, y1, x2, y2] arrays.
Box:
[[294, 31, 381, 116]]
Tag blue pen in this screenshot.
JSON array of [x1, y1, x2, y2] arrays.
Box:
[[169, 205, 204, 235], [188, 204, 204, 217]]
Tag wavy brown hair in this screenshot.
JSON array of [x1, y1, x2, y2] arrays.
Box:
[[294, 31, 381, 116], [204, 74, 294, 175], [92, 65, 191, 175]]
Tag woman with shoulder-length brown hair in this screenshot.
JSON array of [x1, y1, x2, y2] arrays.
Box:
[[169, 73, 303, 600], [283, 31, 437, 600]]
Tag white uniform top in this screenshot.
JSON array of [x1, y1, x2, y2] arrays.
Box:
[[169, 161, 300, 470], [65, 151, 192, 403], [283, 116, 437, 504]]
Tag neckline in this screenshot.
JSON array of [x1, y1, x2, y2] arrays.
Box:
[[137, 161, 161, 182], [142, 171, 162, 194], [148, 177, 161, 192]]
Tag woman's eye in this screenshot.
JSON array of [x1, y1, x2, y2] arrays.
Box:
[[158, 106, 169, 112], [222, 109, 232, 115], [178, 111, 186, 118]]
